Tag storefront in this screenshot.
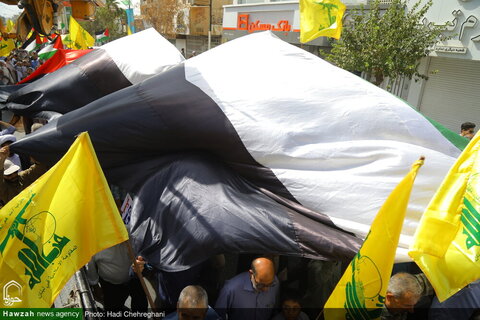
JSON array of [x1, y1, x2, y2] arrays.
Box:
[[222, 1, 331, 55], [406, 0, 480, 132]]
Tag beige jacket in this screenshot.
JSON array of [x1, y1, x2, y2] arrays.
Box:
[[0, 163, 47, 208]]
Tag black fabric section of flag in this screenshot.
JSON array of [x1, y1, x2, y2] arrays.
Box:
[[0, 84, 27, 104], [5, 49, 131, 117], [126, 153, 361, 271], [12, 64, 296, 203]]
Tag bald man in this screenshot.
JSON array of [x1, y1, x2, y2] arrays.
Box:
[[215, 257, 279, 320]]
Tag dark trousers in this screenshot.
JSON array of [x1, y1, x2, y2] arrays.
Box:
[[99, 277, 148, 312], [156, 263, 204, 310]]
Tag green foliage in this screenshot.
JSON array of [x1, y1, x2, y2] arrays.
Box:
[[325, 0, 446, 86], [80, 0, 127, 42]]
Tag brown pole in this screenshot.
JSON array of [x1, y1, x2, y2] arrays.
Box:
[[124, 240, 157, 313]]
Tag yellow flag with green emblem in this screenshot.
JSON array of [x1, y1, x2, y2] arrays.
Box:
[[300, 0, 346, 43], [0, 38, 15, 57], [0, 132, 128, 308], [409, 134, 480, 302], [324, 158, 424, 319], [69, 16, 95, 50]]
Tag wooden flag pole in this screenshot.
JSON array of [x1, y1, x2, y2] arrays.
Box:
[[124, 240, 157, 313]]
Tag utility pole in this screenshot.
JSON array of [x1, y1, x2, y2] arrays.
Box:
[[208, 0, 212, 50]]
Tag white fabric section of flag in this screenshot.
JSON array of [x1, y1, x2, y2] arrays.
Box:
[[38, 44, 56, 59], [101, 28, 184, 84], [95, 34, 107, 41], [25, 41, 37, 52], [184, 31, 460, 261]]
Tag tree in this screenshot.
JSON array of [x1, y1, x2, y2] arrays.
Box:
[[80, 0, 127, 42], [325, 0, 446, 86], [141, 0, 181, 38]]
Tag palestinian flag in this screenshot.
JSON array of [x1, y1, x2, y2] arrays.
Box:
[[19, 48, 92, 84], [38, 35, 63, 60], [5, 28, 184, 120], [24, 41, 38, 52], [24, 34, 47, 52], [12, 32, 463, 269], [95, 28, 109, 42]]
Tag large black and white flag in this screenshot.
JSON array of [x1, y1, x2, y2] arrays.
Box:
[[12, 31, 463, 265]]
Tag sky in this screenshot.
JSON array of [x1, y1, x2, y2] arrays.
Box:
[[0, 3, 22, 19]]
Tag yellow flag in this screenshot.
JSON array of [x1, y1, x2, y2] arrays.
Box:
[[409, 134, 480, 302], [62, 34, 74, 49], [300, 0, 346, 43], [69, 16, 94, 50], [324, 158, 424, 319], [127, 25, 132, 35], [0, 38, 15, 57], [6, 19, 15, 33], [0, 132, 129, 308]]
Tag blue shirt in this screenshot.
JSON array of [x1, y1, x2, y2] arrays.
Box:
[[0, 125, 15, 136], [429, 280, 480, 320], [215, 272, 279, 320]]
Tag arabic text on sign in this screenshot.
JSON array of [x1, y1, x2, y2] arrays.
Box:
[[237, 14, 292, 33], [434, 45, 467, 54]]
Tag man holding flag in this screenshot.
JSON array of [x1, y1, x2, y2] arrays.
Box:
[[324, 157, 424, 319]]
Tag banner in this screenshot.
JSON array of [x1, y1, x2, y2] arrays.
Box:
[[126, 8, 135, 34]]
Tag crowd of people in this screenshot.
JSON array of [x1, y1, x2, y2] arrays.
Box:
[[0, 49, 42, 85], [84, 251, 480, 320]]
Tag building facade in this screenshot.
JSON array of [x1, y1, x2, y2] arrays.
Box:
[[222, 0, 371, 55], [140, 0, 231, 57], [222, 0, 479, 133], [405, 0, 480, 133]]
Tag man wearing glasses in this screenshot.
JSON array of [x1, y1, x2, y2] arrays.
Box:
[[215, 256, 279, 320]]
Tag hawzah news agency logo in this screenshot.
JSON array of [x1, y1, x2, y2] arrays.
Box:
[[3, 280, 22, 306]]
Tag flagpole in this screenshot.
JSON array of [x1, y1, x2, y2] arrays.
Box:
[[124, 240, 158, 314], [314, 309, 324, 320]]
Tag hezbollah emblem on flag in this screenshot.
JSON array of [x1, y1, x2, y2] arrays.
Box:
[[344, 232, 385, 319], [325, 159, 423, 319], [315, 2, 341, 32], [300, 0, 346, 43], [0, 133, 129, 308], [461, 173, 480, 252], [0, 192, 71, 290]]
